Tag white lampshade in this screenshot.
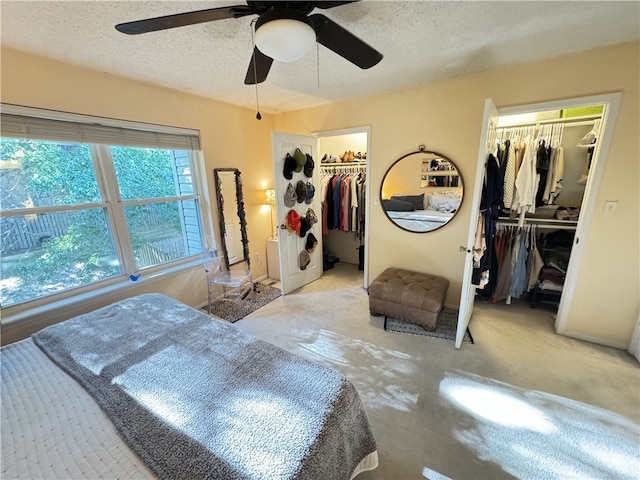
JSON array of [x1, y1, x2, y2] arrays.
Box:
[[255, 19, 316, 62]]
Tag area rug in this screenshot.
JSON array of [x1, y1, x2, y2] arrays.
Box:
[[383, 308, 474, 344], [204, 283, 281, 323]]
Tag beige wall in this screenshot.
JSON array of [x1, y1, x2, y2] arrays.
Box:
[[274, 41, 639, 349], [0, 47, 276, 341], [2, 42, 638, 349]]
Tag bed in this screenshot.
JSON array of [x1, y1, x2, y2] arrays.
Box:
[[383, 191, 461, 232], [386, 209, 455, 232], [1, 293, 378, 480]]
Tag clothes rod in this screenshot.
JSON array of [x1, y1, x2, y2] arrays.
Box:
[[498, 114, 600, 129]]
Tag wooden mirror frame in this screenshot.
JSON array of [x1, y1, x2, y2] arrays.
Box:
[[213, 168, 250, 270]]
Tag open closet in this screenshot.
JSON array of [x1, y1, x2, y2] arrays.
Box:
[[455, 93, 621, 349], [475, 108, 602, 308], [317, 131, 369, 281]]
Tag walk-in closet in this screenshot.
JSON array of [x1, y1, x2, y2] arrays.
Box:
[[318, 131, 368, 281]]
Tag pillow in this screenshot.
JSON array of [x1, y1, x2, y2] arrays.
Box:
[[428, 191, 461, 213], [382, 199, 415, 211], [390, 194, 424, 210]]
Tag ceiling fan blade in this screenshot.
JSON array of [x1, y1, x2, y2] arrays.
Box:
[[313, 1, 360, 9], [244, 47, 274, 85], [309, 13, 382, 69], [115, 5, 255, 35]]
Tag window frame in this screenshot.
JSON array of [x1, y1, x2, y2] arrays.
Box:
[[0, 104, 212, 319]]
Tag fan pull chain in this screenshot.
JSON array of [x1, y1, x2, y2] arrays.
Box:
[[250, 21, 261, 120], [317, 43, 320, 88]]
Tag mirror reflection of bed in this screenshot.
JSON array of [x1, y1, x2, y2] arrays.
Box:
[[381, 148, 463, 232]]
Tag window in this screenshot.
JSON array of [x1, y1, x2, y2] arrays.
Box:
[[0, 108, 206, 308]]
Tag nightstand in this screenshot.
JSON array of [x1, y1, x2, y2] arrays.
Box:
[[266, 237, 280, 280]]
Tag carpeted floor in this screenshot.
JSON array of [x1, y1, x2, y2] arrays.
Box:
[[232, 263, 640, 480], [383, 308, 474, 343], [203, 283, 281, 323]]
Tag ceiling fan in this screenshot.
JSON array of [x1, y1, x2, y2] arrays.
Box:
[[115, 1, 383, 85]]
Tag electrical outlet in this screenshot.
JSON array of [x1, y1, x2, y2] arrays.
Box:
[[254, 252, 260, 261]]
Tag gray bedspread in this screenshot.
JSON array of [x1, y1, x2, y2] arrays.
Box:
[[33, 293, 376, 480]]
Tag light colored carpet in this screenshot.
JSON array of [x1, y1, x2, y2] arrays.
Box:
[[234, 262, 640, 480]]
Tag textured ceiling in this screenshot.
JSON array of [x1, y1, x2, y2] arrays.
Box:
[[1, 1, 639, 114]]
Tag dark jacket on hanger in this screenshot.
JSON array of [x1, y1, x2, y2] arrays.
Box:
[[480, 153, 504, 234]]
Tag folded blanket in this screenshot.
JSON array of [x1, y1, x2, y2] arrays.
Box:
[[33, 293, 376, 480]]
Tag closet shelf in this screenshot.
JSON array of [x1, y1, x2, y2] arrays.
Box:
[[320, 161, 366, 167], [497, 216, 578, 229]]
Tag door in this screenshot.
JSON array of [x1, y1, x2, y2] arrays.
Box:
[[455, 98, 499, 349], [272, 132, 323, 294]]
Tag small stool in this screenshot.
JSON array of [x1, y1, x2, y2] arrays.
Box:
[[369, 268, 449, 331]]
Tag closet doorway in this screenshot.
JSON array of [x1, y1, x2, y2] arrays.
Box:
[[315, 126, 371, 289], [456, 93, 622, 348], [271, 127, 370, 295]]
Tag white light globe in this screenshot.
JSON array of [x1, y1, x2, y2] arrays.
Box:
[[255, 19, 316, 62]]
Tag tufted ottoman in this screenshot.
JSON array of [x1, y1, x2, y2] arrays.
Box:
[[369, 268, 449, 331]]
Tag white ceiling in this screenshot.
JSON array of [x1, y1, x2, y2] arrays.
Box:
[[1, 1, 639, 114]]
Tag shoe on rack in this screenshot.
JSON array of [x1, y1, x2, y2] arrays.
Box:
[[321, 153, 328, 163]]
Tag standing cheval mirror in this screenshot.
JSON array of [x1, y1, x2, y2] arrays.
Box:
[[213, 168, 250, 270]]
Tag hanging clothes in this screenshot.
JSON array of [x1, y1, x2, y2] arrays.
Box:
[[492, 227, 514, 303], [332, 174, 342, 229], [471, 214, 489, 288], [480, 153, 504, 234], [512, 136, 539, 214], [526, 229, 544, 291], [320, 167, 367, 237], [535, 140, 550, 207], [542, 146, 564, 204], [503, 140, 517, 209], [508, 231, 529, 298]]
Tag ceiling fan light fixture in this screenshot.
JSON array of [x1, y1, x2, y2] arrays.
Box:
[[255, 17, 316, 62]]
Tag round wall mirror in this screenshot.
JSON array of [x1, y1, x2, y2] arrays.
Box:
[[380, 148, 463, 232]]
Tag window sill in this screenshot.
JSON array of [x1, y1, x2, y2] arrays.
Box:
[[1, 258, 202, 330]]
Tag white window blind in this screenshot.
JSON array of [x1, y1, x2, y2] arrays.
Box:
[[1, 113, 200, 151]]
